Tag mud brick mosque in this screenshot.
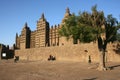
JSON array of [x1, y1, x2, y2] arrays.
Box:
[[1, 8, 120, 62], [14, 8, 120, 62], [15, 8, 71, 49]]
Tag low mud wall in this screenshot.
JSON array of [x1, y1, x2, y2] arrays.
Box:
[[15, 43, 120, 62]]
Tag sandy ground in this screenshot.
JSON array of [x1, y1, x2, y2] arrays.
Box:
[[0, 60, 120, 80]]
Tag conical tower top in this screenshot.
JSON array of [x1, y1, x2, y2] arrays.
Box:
[[64, 7, 71, 17], [16, 33, 18, 38], [22, 22, 30, 30], [61, 7, 71, 24], [24, 22, 28, 28], [66, 7, 70, 14], [41, 13, 45, 19], [40, 13, 46, 21]]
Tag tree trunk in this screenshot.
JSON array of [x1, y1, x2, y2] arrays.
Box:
[[97, 37, 107, 71], [97, 50, 107, 71]]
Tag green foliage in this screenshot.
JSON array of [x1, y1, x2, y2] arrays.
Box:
[[105, 14, 118, 42], [59, 14, 98, 43], [59, 5, 118, 45], [59, 15, 78, 40], [116, 33, 120, 41], [78, 26, 97, 43]]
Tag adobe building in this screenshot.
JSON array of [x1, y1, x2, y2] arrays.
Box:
[[0, 44, 14, 60], [15, 8, 120, 62], [15, 8, 72, 49]]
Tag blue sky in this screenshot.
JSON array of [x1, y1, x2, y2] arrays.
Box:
[[0, 0, 120, 46]]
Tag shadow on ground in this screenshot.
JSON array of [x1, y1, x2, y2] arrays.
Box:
[[83, 77, 97, 80], [109, 64, 120, 70]]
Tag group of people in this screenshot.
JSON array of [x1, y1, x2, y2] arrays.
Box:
[[48, 55, 56, 61]]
